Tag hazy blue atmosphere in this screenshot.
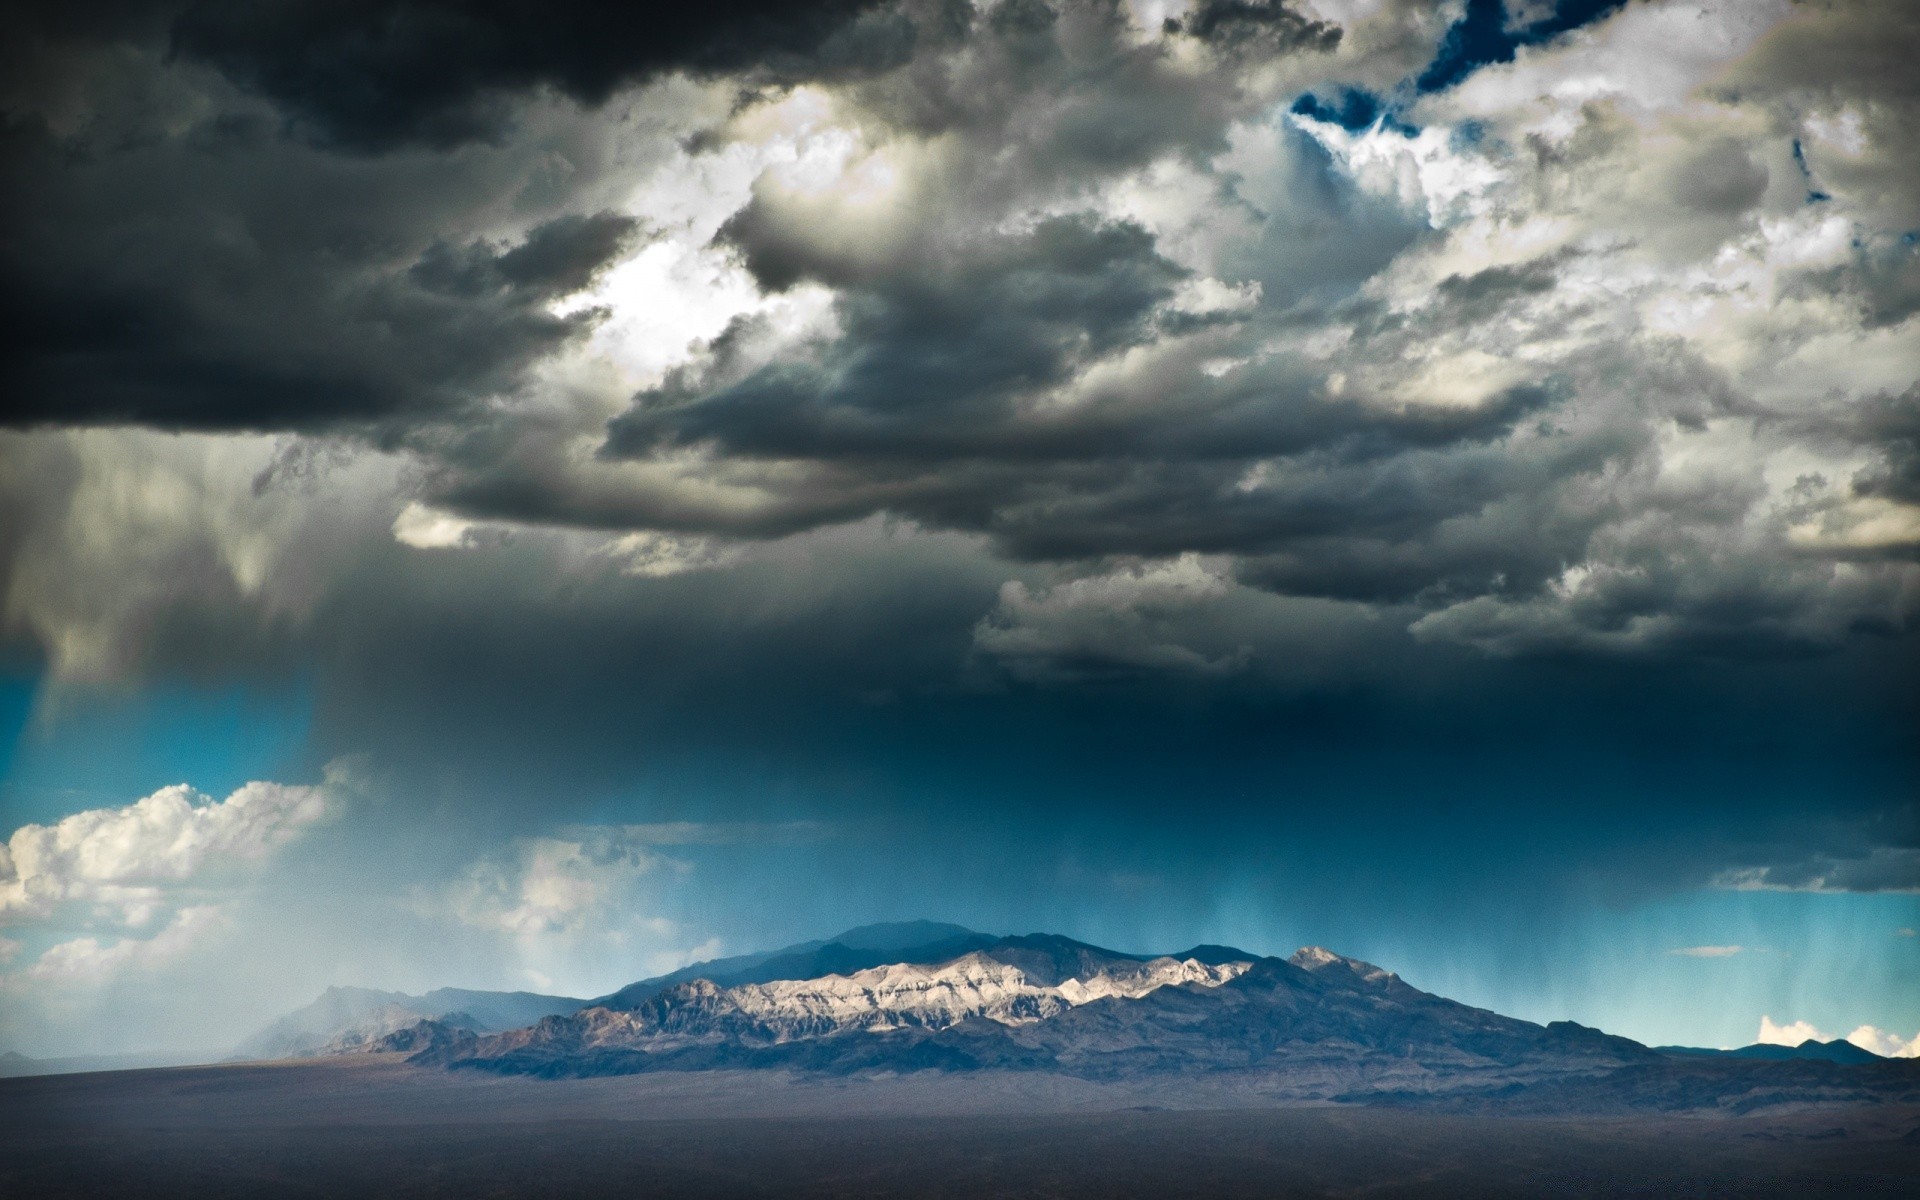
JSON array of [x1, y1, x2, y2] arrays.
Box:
[[2, 0, 1916, 1063]]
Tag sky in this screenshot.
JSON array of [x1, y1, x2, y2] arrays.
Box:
[[1, 0, 1916, 1060]]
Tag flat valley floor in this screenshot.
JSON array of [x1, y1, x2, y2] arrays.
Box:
[[4, 1058, 1917, 1198]]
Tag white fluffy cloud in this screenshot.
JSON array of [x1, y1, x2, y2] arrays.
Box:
[[23, 905, 229, 985], [442, 831, 679, 940], [1756, 1014, 1827, 1045], [1757, 1014, 1920, 1057], [1845, 1024, 1920, 1059], [0, 778, 336, 1050], [1, 780, 332, 929]]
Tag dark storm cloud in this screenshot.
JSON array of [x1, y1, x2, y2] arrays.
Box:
[[1725, 848, 1920, 893], [0, 0, 911, 436], [0, 20, 659, 436], [1714, 805, 1920, 893], [1852, 385, 1920, 507], [611, 215, 1189, 458], [0, 0, 1321, 441], [0, 128, 638, 434], [438, 4, 1474, 556], [170, 0, 905, 151], [412, 211, 641, 300], [1172, 1, 1341, 56], [502, 7, 1545, 563], [0, 0, 1916, 712], [585, 250, 1560, 554]]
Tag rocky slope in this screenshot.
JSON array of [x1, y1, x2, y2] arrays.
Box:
[[467, 944, 1250, 1065]]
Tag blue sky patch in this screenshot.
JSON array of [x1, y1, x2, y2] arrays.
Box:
[[1419, 0, 1631, 93]]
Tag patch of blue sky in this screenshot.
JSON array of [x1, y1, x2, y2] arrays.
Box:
[[1418, 0, 1632, 94], [1476, 888, 1920, 1052], [1791, 139, 1833, 203], [1290, 87, 1420, 136], [0, 673, 316, 829]]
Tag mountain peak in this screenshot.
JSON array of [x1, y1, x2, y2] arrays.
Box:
[[1289, 946, 1394, 985], [1169, 944, 1255, 966]]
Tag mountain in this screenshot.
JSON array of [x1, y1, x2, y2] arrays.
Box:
[[240, 922, 980, 1059], [266, 924, 1920, 1114], [405, 933, 1662, 1102], [0, 1050, 213, 1078], [237, 985, 587, 1059], [466, 943, 1253, 1071], [1659, 1038, 1886, 1065]]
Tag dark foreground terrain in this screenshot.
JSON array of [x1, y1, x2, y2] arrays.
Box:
[[4, 1057, 1917, 1198]]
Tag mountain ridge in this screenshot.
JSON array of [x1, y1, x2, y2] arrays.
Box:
[[402, 932, 1661, 1102], [1657, 1037, 1887, 1065], [247, 922, 1920, 1115], [240, 922, 995, 1060]]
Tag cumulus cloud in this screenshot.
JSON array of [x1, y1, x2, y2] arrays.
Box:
[[1846, 1024, 1920, 1058], [0, 779, 332, 929], [1756, 1013, 1828, 1045], [1757, 1014, 1920, 1058], [439, 820, 823, 940], [0, 776, 334, 1039], [441, 830, 677, 939], [22, 905, 229, 985]]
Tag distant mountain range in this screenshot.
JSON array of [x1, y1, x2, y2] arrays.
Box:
[[1657, 1038, 1888, 1065], [235, 920, 982, 1058], [0, 1050, 213, 1079], [236, 986, 588, 1059], [238, 923, 1917, 1112]]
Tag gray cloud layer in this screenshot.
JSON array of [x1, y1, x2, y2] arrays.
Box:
[[2, 0, 1916, 707]]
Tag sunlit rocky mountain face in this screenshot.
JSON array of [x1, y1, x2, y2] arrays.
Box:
[[245, 923, 1917, 1112]]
